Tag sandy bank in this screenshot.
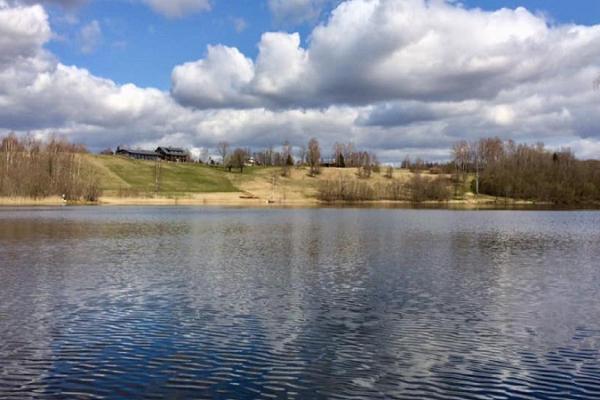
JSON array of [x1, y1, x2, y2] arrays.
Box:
[[0, 196, 66, 206], [98, 192, 320, 207], [95, 193, 545, 209]]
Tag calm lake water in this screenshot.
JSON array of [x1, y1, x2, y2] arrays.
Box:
[[1, 207, 600, 399]]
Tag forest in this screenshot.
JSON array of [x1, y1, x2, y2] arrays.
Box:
[[0, 134, 101, 201], [453, 138, 600, 205]]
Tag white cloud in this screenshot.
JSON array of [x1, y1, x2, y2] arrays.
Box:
[[78, 19, 101, 54], [171, 45, 256, 108], [2, 1, 600, 162], [252, 32, 308, 99], [0, 2, 51, 63], [142, 0, 211, 18], [167, 0, 600, 159]]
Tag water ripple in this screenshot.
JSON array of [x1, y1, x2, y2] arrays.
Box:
[[1, 208, 600, 399]]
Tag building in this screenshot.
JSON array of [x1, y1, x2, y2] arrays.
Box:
[[116, 147, 160, 161], [156, 147, 189, 162]]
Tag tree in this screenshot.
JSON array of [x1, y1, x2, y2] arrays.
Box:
[[357, 151, 372, 178], [0, 134, 101, 201], [371, 153, 381, 173], [307, 137, 321, 176], [452, 140, 470, 180], [333, 143, 345, 167], [337, 152, 345, 168], [296, 145, 306, 166], [217, 141, 229, 168], [280, 141, 294, 176], [199, 148, 210, 164], [229, 148, 248, 173], [401, 155, 411, 169], [384, 166, 393, 179]]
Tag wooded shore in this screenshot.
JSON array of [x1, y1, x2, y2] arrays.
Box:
[[1, 134, 599, 208]]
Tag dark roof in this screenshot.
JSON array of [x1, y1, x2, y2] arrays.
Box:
[[117, 148, 159, 156], [156, 147, 187, 156]]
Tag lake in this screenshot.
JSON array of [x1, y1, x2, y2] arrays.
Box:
[[1, 207, 600, 399]]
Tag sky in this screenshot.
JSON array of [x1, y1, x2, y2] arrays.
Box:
[[2, 0, 600, 161]]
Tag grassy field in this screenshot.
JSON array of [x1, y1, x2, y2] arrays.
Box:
[[89, 155, 342, 200], [87, 155, 238, 196], [88, 155, 498, 206]]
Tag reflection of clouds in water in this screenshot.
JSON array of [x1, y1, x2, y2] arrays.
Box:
[[1, 208, 600, 398]]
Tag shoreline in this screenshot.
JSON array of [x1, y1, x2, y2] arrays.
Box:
[[0, 196, 67, 206], [0, 194, 597, 210]]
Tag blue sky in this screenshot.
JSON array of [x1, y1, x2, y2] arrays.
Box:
[[3, 0, 600, 160], [47, 1, 306, 89], [46, 0, 600, 90], [47, 1, 270, 89]]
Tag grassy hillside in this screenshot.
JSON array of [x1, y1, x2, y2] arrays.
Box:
[[88, 155, 469, 204], [87, 155, 238, 196]]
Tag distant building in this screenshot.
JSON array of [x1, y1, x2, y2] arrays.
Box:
[[115, 146, 190, 162], [116, 147, 160, 161], [156, 147, 189, 162]]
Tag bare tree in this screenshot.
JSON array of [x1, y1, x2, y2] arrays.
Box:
[[281, 141, 293, 177], [384, 166, 394, 179], [199, 148, 210, 164], [0, 134, 101, 201], [333, 142, 345, 167], [307, 137, 321, 176], [229, 148, 248, 173], [371, 153, 381, 173], [357, 152, 372, 178], [217, 141, 229, 167], [452, 140, 470, 179], [343, 142, 355, 167], [296, 145, 306, 167]]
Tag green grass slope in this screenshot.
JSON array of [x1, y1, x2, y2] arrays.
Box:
[[88, 155, 238, 195]]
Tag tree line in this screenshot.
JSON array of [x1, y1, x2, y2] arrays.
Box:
[[4, 132, 597, 205], [316, 174, 452, 203], [216, 138, 323, 176], [215, 138, 383, 178], [0, 134, 101, 201], [452, 137, 600, 204]]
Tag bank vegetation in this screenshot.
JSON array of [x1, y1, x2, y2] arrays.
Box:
[[0, 134, 101, 201], [453, 138, 600, 205], [317, 173, 452, 203]]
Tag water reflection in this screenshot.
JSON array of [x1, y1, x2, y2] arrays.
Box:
[[1, 207, 600, 399]]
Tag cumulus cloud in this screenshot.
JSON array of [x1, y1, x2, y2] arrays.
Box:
[[0, 2, 51, 63], [0, 2, 185, 143], [2, 0, 600, 161], [0, 3, 356, 155], [167, 0, 600, 159], [171, 45, 256, 108], [174, 0, 600, 108], [141, 0, 211, 18]]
